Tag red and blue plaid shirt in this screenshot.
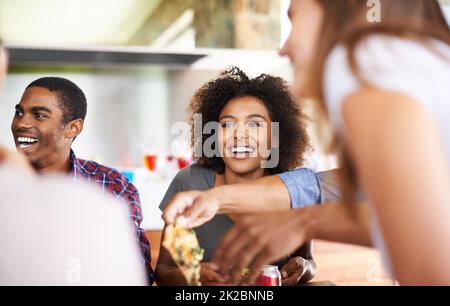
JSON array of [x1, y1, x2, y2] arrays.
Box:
[[70, 150, 155, 285]]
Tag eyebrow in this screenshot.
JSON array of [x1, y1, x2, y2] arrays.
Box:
[[15, 104, 52, 114], [31, 106, 52, 114], [246, 114, 267, 120], [219, 115, 236, 121], [219, 114, 268, 121], [15, 104, 52, 113]]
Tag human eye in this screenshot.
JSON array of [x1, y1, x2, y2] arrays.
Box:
[[221, 121, 235, 128], [14, 109, 23, 117], [34, 112, 47, 120], [247, 121, 263, 128]]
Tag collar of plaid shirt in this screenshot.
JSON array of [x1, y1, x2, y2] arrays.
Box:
[[70, 150, 82, 178], [70, 149, 101, 181], [68, 149, 142, 220], [70, 150, 127, 186]]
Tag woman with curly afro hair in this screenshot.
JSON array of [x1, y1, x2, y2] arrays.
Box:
[[190, 66, 311, 175], [157, 67, 318, 286]]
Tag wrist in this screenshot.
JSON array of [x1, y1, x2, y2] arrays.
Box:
[[206, 185, 229, 214], [294, 206, 320, 241]]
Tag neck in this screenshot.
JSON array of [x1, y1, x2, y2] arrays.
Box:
[[33, 149, 72, 175], [223, 166, 267, 185]]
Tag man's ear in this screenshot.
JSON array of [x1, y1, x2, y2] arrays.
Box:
[[64, 119, 84, 140]]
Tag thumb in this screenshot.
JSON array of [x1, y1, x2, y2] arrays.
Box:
[[280, 257, 305, 278], [180, 195, 217, 228], [163, 191, 201, 224]]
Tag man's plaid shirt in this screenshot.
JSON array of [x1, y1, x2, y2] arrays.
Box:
[[70, 150, 154, 284]]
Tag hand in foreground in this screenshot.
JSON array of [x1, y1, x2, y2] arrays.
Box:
[[280, 256, 316, 286], [200, 262, 230, 286], [213, 209, 310, 285], [162, 190, 221, 228]]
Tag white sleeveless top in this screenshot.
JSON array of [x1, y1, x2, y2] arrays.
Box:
[[323, 35, 450, 277]]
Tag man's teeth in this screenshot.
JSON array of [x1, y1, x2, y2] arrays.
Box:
[[17, 137, 39, 149], [19, 143, 32, 149], [231, 147, 254, 154], [17, 137, 39, 143]]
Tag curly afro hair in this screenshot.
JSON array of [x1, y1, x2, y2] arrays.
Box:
[[189, 66, 311, 175]]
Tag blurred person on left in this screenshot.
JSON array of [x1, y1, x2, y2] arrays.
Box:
[[0, 44, 32, 174], [0, 41, 146, 286], [10, 77, 154, 284]]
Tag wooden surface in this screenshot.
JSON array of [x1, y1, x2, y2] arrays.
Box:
[[146, 231, 395, 286], [148, 230, 163, 270], [311, 240, 395, 286]]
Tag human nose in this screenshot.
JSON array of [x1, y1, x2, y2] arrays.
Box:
[[13, 114, 33, 130], [279, 38, 289, 57]]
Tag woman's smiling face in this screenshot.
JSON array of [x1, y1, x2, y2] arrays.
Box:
[[218, 96, 273, 175]]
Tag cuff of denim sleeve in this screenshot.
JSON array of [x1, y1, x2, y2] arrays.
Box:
[[277, 168, 321, 210]]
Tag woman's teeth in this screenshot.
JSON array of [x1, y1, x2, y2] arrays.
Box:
[[231, 147, 254, 154]]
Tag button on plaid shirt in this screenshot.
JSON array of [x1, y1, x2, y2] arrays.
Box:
[[70, 150, 154, 285]]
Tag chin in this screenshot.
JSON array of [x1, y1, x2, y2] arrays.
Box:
[[227, 162, 261, 175], [23, 154, 40, 167]]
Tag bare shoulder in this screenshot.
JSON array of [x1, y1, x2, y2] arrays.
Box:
[[341, 88, 435, 145]]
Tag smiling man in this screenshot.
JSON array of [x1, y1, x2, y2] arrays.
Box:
[[12, 79, 86, 173], [11, 77, 154, 284]]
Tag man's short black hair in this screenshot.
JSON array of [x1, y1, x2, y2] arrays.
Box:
[[26, 77, 87, 124]]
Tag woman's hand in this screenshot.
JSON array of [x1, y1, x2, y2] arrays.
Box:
[[213, 209, 311, 285], [280, 256, 316, 285], [162, 190, 221, 228], [200, 262, 229, 286]]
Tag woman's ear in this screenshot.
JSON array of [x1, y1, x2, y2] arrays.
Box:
[[64, 119, 84, 140]]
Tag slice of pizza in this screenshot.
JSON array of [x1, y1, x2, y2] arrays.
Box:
[[163, 223, 204, 286]]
